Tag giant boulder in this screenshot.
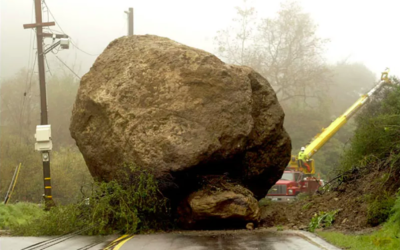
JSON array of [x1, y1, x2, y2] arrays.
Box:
[[70, 35, 291, 200]]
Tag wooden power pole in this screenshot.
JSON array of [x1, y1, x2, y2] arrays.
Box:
[[125, 8, 134, 35], [23, 0, 68, 210]]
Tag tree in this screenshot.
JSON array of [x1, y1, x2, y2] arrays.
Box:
[[256, 1, 330, 105], [0, 69, 40, 143], [215, 1, 330, 107], [215, 0, 257, 66], [0, 69, 80, 148]]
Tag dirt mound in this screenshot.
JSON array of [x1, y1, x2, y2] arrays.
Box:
[[261, 163, 400, 231]]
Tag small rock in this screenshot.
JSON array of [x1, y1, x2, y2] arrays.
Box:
[[334, 198, 339, 201], [177, 182, 261, 229], [299, 225, 307, 230], [246, 222, 254, 230]]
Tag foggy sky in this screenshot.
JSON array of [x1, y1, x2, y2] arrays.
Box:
[[1, 0, 399, 81]]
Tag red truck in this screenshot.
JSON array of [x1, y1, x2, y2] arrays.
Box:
[[266, 170, 322, 201]]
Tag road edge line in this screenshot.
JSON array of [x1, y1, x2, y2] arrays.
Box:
[[282, 230, 341, 250]]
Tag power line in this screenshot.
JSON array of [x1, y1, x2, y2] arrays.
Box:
[[42, 0, 66, 34], [26, 1, 35, 79], [45, 55, 52, 76], [27, 52, 38, 95], [54, 55, 81, 80], [19, 51, 37, 144], [24, 0, 36, 96], [43, 0, 100, 57], [70, 40, 100, 56]]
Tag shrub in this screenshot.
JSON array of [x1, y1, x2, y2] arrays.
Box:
[[308, 210, 339, 232], [10, 164, 171, 236], [367, 195, 396, 226]]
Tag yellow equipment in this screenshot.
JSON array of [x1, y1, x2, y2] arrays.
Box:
[[289, 69, 392, 174]]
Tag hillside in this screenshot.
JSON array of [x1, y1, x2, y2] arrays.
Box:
[[261, 83, 400, 248]]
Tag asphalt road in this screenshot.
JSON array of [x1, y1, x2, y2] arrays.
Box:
[[0, 235, 115, 250], [117, 230, 339, 250], [0, 230, 339, 250]]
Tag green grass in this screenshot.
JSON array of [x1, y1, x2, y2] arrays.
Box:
[[0, 203, 44, 230], [317, 194, 400, 249], [317, 231, 400, 250]]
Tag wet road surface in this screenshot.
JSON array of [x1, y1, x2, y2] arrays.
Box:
[[118, 230, 335, 250], [0, 235, 115, 250], [0, 230, 339, 250]]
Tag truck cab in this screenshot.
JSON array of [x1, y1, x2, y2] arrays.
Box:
[[266, 171, 302, 201], [266, 170, 322, 201]]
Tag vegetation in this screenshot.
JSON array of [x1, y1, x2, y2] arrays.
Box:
[[0, 132, 92, 205], [0, 203, 44, 230], [318, 193, 400, 250], [10, 164, 171, 236], [340, 83, 400, 173], [317, 230, 400, 250], [216, 1, 330, 104], [258, 198, 272, 207], [308, 210, 338, 232], [367, 193, 396, 226]]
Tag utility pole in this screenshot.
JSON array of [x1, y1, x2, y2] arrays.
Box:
[[125, 8, 134, 35], [23, 0, 68, 210]]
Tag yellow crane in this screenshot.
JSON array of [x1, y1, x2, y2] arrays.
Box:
[[288, 69, 392, 174]]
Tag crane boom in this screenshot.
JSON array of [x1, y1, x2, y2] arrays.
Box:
[[303, 70, 391, 160]]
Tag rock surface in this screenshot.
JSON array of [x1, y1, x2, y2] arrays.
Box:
[[70, 35, 291, 202], [177, 178, 260, 229]]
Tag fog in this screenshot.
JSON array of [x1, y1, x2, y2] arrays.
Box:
[[1, 0, 400, 80]]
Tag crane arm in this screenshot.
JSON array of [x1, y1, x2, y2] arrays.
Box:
[[303, 70, 391, 160]]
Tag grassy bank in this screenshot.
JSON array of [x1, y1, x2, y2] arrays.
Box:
[[0, 203, 44, 230], [318, 230, 400, 250], [318, 192, 400, 250]]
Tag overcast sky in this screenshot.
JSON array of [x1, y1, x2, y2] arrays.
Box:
[[1, 0, 399, 81]]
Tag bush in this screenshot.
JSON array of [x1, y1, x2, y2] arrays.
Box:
[[11, 164, 171, 236], [367, 194, 396, 226]]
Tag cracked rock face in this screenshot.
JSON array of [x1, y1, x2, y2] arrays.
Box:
[[70, 35, 291, 201]]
